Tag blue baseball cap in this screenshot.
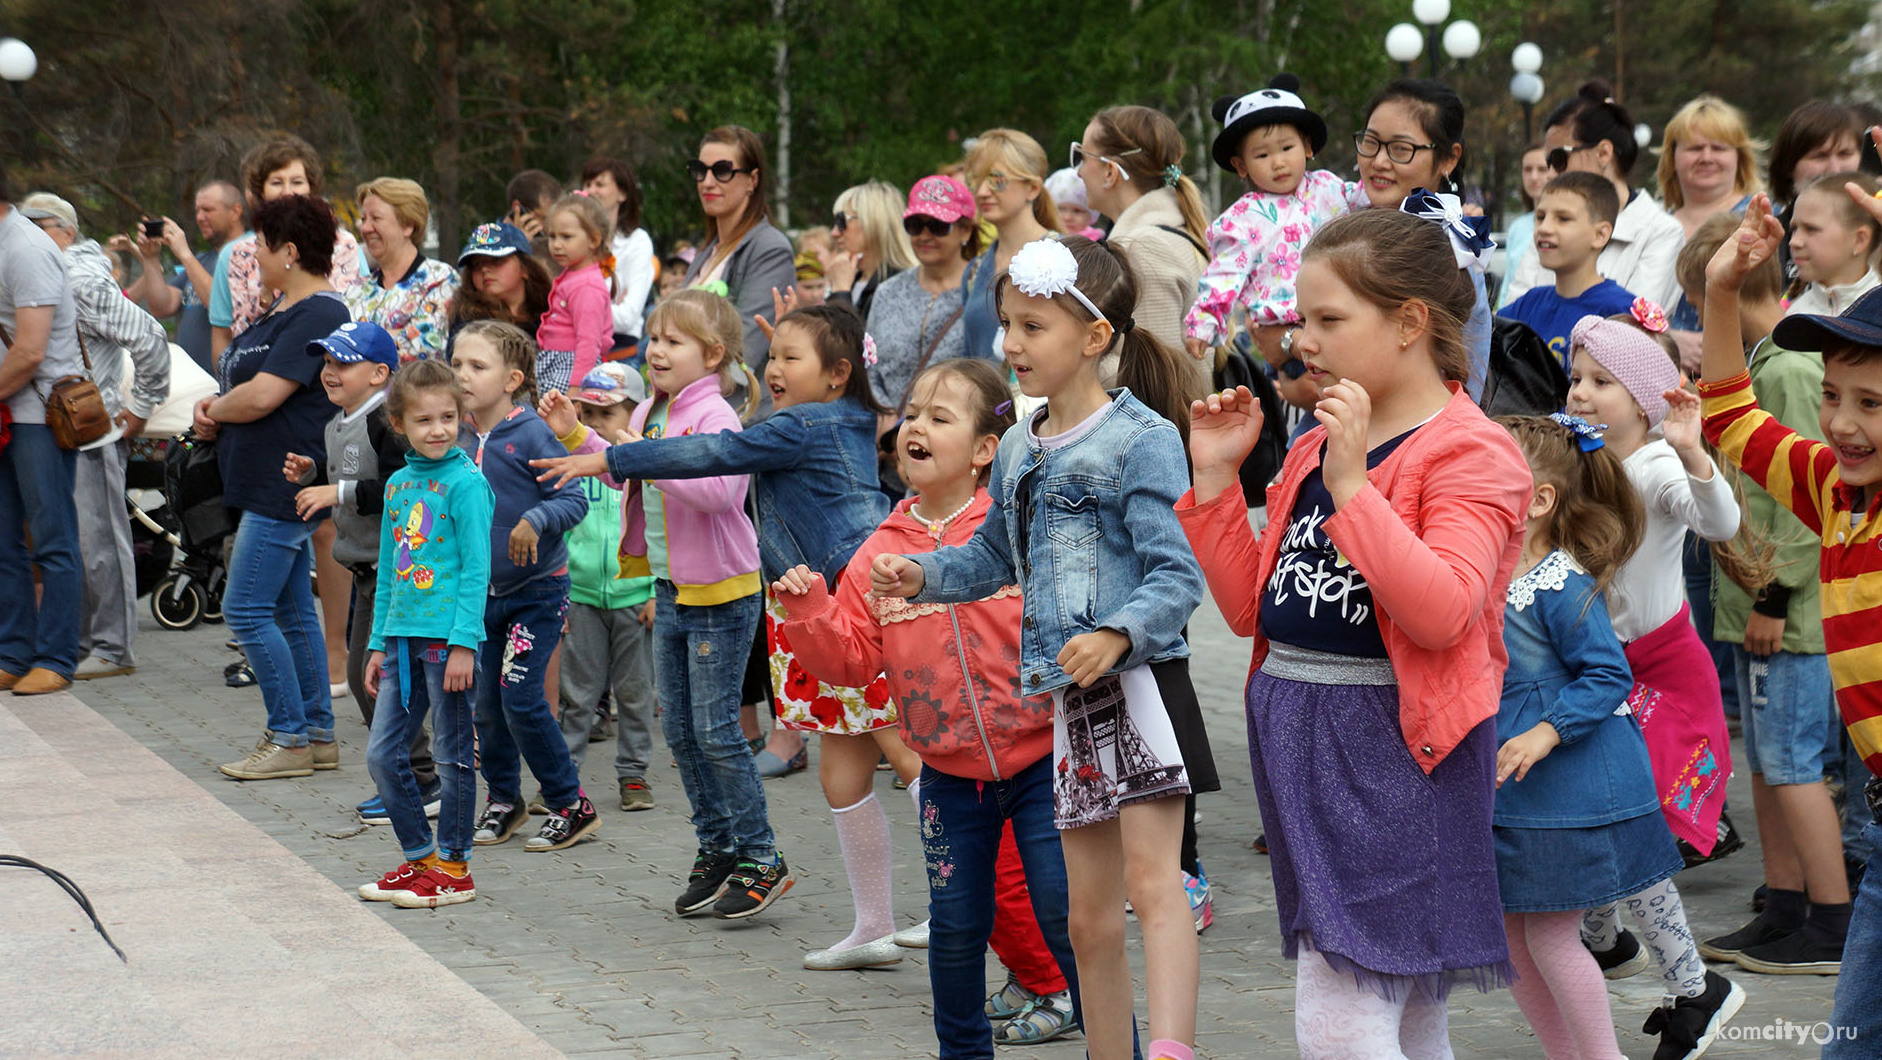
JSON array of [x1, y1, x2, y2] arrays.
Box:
[[457, 221, 532, 266], [309, 321, 399, 369], [1772, 286, 1882, 353]]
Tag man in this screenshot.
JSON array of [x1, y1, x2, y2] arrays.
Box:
[[122, 179, 244, 373], [0, 166, 85, 694], [21, 193, 171, 680]]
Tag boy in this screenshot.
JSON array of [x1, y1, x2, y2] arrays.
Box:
[[552, 363, 660, 812], [1503, 171, 1638, 368], [282, 321, 424, 820], [1693, 193, 1878, 1027]]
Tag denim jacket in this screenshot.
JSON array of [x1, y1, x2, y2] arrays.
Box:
[[1496, 550, 1662, 829], [602, 396, 888, 583], [912, 390, 1203, 695]]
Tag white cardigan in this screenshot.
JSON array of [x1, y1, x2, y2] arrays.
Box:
[[608, 228, 656, 340], [1609, 438, 1740, 642]]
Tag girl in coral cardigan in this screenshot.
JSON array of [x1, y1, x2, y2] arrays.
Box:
[[1176, 209, 1530, 1054]]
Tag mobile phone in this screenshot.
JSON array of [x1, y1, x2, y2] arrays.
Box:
[[142, 219, 165, 238]]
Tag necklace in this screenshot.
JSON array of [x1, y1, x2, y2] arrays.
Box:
[[909, 495, 976, 540]]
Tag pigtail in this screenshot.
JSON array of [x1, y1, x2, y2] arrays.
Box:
[[1498, 415, 1645, 600]]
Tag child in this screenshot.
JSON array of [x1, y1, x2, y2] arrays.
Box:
[[1178, 210, 1529, 1055], [536, 192, 616, 394], [1504, 172, 1639, 366], [541, 363, 660, 812], [774, 359, 1082, 1048], [870, 238, 1205, 1060], [452, 321, 596, 853], [1044, 168, 1104, 241], [1694, 194, 1866, 988], [1784, 171, 1881, 317], [356, 358, 495, 908], [533, 289, 789, 920], [1492, 413, 1687, 1060], [1183, 74, 1350, 357], [279, 322, 425, 822]]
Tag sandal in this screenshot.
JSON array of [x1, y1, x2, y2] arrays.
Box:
[[984, 973, 1037, 1021], [754, 747, 807, 778], [994, 993, 1076, 1045]]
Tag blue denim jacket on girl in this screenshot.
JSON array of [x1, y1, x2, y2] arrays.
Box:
[[911, 389, 1204, 695]]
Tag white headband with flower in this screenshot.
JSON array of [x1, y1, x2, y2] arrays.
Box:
[[1007, 238, 1109, 327]]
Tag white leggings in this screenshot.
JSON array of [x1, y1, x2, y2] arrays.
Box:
[[1295, 948, 1454, 1060]]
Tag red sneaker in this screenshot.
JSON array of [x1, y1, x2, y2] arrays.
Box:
[[389, 866, 477, 908], [358, 860, 429, 902]]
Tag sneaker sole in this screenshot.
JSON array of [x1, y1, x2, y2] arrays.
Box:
[[675, 881, 731, 917], [1677, 980, 1746, 1060], [73, 666, 135, 681], [1600, 947, 1651, 980], [472, 814, 527, 846], [715, 873, 795, 919], [390, 888, 476, 908], [358, 885, 417, 901], [362, 801, 442, 827], [219, 764, 315, 780], [621, 796, 655, 812], [524, 817, 600, 852], [1732, 953, 1840, 975], [1697, 940, 1755, 963]]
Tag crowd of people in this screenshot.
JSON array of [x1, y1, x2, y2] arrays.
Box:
[[0, 66, 1878, 1060]]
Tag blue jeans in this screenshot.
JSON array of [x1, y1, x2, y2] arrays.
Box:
[[1734, 647, 1837, 785], [653, 582, 773, 859], [224, 511, 332, 745], [921, 757, 1081, 1059], [0, 425, 80, 677], [1826, 819, 1882, 1058], [369, 638, 477, 862], [474, 576, 582, 809]]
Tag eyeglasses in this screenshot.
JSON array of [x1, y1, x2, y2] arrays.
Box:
[[903, 216, 953, 238], [1069, 142, 1141, 180], [832, 212, 853, 234], [1546, 143, 1597, 173], [1353, 131, 1439, 165], [969, 171, 1011, 194], [686, 160, 755, 184]]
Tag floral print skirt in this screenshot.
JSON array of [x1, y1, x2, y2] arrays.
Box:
[[764, 593, 897, 735]]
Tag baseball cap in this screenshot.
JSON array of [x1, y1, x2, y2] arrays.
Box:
[[457, 221, 532, 266], [904, 176, 976, 225], [572, 362, 648, 407], [309, 320, 400, 369], [19, 192, 78, 233], [1772, 286, 1882, 353]]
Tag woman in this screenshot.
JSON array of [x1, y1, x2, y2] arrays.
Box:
[[193, 195, 352, 781], [825, 181, 916, 322], [1076, 104, 1210, 396], [1496, 144, 1551, 311], [1768, 101, 1866, 284], [581, 156, 657, 351], [344, 177, 458, 362], [959, 129, 1061, 362], [447, 221, 552, 356], [865, 176, 984, 432], [1659, 96, 1764, 240], [682, 125, 797, 414]]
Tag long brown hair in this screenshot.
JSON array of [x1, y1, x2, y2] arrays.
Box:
[[1499, 415, 1644, 597], [1303, 210, 1476, 385], [698, 125, 771, 275], [453, 252, 552, 331], [1089, 105, 1208, 251]]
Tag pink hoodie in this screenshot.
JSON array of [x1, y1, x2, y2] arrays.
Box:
[[535, 261, 613, 387]]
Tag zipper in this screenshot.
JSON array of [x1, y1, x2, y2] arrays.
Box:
[[948, 602, 1002, 781]]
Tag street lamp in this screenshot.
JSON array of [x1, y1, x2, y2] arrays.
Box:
[[1385, 24, 1424, 77], [0, 37, 34, 97], [1509, 43, 1545, 141], [1406, 0, 1478, 79], [1634, 123, 1653, 149]]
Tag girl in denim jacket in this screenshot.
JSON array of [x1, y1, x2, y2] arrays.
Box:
[[1493, 415, 1686, 1060], [873, 238, 1208, 1060]]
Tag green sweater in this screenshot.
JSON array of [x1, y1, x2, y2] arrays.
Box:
[[369, 447, 496, 652], [1711, 337, 1826, 655], [567, 475, 654, 610]]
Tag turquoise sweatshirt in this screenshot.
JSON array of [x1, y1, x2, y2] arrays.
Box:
[[369, 446, 496, 652]]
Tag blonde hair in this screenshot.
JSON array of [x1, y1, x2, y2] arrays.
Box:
[[354, 177, 430, 243], [643, 288, 744, 388], [965, 130, 1062, 232], [833, 182, 917, 276], [549, 192, 612, 275], [457, 320, 539, 408], [1657, 96, 1766, 210]]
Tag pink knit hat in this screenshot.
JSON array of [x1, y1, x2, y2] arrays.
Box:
[[1570, 315, 1680, 428]]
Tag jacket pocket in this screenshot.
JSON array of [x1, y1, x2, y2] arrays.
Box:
[[1042, 488, 1102, 549]]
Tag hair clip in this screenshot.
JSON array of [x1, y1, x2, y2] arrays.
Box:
[[1161, 164, 1183, 188], [1630, 297, 1669, 333], [1008, 239, 1108, 325], [994, 400, 1013, 416], [862, 333, 879, 367], [1549, 411, 1608, 452]]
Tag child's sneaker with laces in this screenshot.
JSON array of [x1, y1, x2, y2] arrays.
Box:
[[389, 866, 477, 908], [1184, 870, 1213, 933], [525, 796, 600, 852], [676, 850, 739, 916], [712, 855, 795, 919], [472, 800, 528, 846], [358, 860, 428, 901]]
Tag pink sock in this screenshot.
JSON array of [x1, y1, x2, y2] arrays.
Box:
[[1508, 911, 1625, 1060], [829, 793, 894, 950], [1148, 1041, 1194, 1060]]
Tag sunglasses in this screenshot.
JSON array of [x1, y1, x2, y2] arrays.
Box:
[[1353, 132, 1438, 165], [832, 212, 852, 234], [1068, 142, 1141, 179], [686, 160, 755, 183], [902, 216, 954, 238], [1546, 143, 1596, 173]]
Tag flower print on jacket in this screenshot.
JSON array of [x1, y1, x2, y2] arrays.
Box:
[[1183, 168, 1352, 346]]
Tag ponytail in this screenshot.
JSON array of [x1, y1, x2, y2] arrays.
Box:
[[1170, 174, 1209, 257], [1091, 106, 1208, 253]]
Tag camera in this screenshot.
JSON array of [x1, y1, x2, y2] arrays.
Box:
[[142, 219, 165, 239]]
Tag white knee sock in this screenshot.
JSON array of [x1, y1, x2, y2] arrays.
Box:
[[829, 792, 895, 950]]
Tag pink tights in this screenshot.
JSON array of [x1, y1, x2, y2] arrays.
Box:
[[1503, 912, 1624, 1060]]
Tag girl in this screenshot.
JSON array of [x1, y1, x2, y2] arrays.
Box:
[[1785, 171, 1881, 318], [579, 156, 657, 351], [357, 359, 495, 909], [452, 321, 596, 854], [534, 289, 803, 922], [449, 221, 552, 356], [1178, 209, 1530, 1056], [1492, 414, 1687, 1060], [871, 237, 1207, 1060], [1183, 74, 1350, 358], [1496, 144, 1553, 312], [1768, 102, 1865, 285], [536, 192, 616, 394], [774, 359, 1083, 1049]]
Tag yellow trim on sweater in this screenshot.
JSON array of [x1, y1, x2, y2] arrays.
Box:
[[675, 571, 762, 607]]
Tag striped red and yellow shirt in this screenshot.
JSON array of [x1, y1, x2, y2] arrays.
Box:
[[1702, 370, 1882, 778]]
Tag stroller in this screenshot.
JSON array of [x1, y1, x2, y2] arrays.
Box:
[[132, 429, 234, 631]]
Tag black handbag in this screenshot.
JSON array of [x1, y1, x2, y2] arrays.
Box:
[[1480, 316, 1569, 418]]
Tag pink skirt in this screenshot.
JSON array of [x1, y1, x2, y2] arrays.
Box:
[[1623, 603, 1733, 854]]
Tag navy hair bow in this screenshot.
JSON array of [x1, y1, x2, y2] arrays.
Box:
[[1399, 188, 1495, 270], [1549, 412, 1608, 452]]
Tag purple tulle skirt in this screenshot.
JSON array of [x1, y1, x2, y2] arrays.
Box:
[[1246, 642, 1513, 1002]]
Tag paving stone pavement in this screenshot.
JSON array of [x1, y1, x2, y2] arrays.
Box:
[[62, 591, 1845, 1059]]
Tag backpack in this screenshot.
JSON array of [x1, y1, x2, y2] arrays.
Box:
[[1211, 346, 1289, 506], [1480, 317, 1569, 417]]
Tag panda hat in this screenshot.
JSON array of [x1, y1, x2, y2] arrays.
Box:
[[1210, 73, 1328, 173]]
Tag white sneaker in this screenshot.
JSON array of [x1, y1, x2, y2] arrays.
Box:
[[803, 935, 903, 970]]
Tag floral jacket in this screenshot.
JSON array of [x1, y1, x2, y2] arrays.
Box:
[[343, 254, 459, 362], [1183, 169, 1351, 345]]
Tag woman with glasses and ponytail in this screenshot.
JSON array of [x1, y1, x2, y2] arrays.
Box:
[[682, 125, 797, 417]]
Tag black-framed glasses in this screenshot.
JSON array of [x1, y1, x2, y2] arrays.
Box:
[[903, 215, 952, 238], [686, 159, 755, 183], [1353, 131, 1438, 165], [1546, 143, 1596, 173]]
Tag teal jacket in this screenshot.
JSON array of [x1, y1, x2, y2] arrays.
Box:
[[568, 476, 654, 611], [369, 446, 496, 652]]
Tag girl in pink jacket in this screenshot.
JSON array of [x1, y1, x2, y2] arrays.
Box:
[[536, 193, 617, 394]]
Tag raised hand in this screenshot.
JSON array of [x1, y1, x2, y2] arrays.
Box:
[[538, 389, 579, 437], [1661, 388, 1705, 458], [754, 285, 803, 342], [770, 564, 824, 598], [1314, 378, 1373, 507], [1704, 193, 1783, 292], [531, 450, 609, 488], [1188, 386, 1266, 503]]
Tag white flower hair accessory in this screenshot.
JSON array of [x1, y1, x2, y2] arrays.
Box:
[[862, 333, 879, 366], [1007, 238, 1109, 326]]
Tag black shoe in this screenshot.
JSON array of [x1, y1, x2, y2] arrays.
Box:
[[223, 660, 255, 688], [1252, 833, 1269, 855], [1734, 927, 1843, 975], [1643, 970, 1747, 1060], [525, 796, 600, 852], [472, 800, 529, 846], [1678, 812, 1745, 869], [1698, 914, 1795, 962], [675, 850, 739, 916], [713, 855, 795, 919], [1589, 928, 1650, 980], [1749, 883, 1766, 913]]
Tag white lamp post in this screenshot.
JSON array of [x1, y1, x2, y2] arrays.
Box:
[[1509, 44, 1545, 141], [1385, 23, 1425, 77], [0, 37, 35, 96], [1400, 0, 1478, 79]]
